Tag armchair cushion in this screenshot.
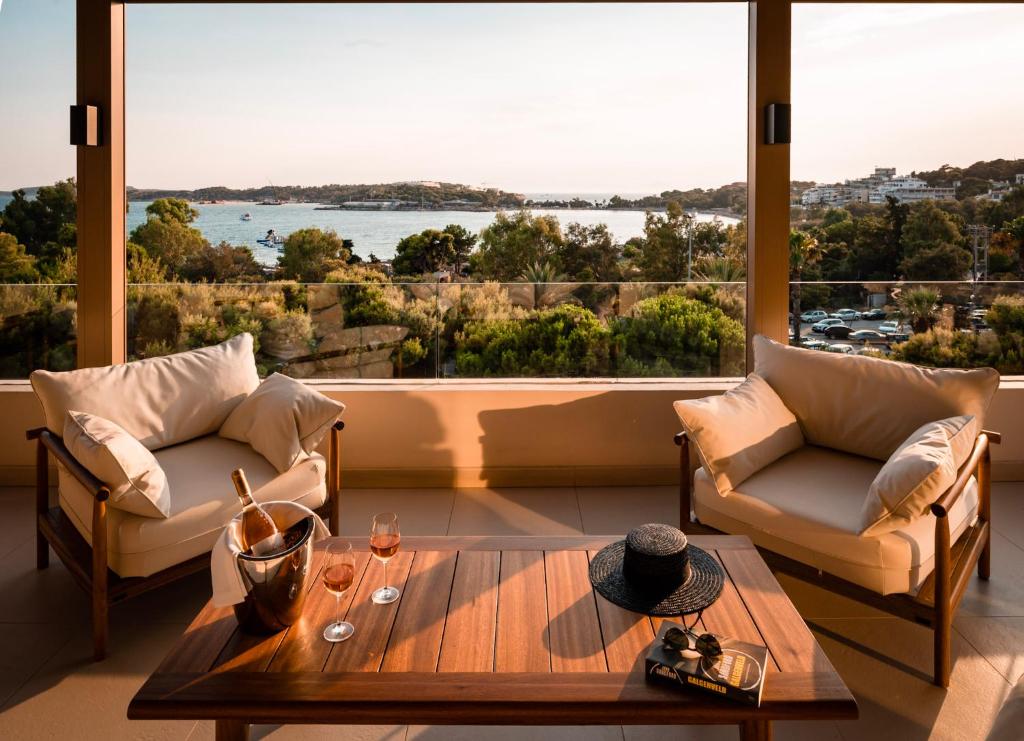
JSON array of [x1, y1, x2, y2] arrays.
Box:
[[860, 416, 975, 536], [30, 333, 259, 451], [57, 435, 326, 578], [752, 334, 998, 461], [692, 445, 979, 595], [219, 372, 345, 473], [674, 373, 804, 495], [63, 410, 171, 518]]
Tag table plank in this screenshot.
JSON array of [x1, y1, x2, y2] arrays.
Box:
[[156, 601, 238, 674], [589, 550, 655, 673], [381, 550, 458, 672], [269, 551, 372, 673], [545, 550, 607, 672], [324, 551, 414, 672], [495, 550, 550, 672], [438, 550, 499, 672], [396, 535, 753, 552], [718, 549, 833, 673], [701, 549, 780, 673]]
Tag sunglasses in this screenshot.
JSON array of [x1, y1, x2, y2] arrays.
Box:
[[662, 626, 723, 662]]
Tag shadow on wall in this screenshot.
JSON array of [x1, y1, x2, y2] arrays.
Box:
[[477, 390, 685, 486]]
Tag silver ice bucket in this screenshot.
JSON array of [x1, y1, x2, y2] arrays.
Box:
[[233, 514, 316, 634]]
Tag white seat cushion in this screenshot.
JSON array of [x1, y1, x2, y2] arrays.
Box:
[[693, 445, 979, 595], [58, 435, 327, 577]]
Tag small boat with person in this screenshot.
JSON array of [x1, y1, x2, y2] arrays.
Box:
[[240, 212, 253, 221], [256, 229, 285, 246]]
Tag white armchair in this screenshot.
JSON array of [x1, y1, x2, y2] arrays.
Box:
[[674, 335, 1000, 687], [27, 334, 344, 660]]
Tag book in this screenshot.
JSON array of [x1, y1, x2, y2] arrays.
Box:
[[644, 621, 768, 707]]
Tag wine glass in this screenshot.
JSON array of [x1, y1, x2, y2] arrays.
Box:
[[370, 512, 401, 605], [322, 540, 356, 642]]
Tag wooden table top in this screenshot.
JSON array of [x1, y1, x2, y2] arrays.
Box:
[[128, 535, 857, 726]]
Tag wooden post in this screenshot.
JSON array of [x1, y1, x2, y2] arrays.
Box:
[[328, 421, 344, 535], [215, 720, 251, 741], [675, 432, 692, 531], [746, 0, 792, 371], [978, 438, 992, 580], [76, 0, 126, 368], [35, 439, 50, 570], [933, 512, 951, 687], [91, 492, 110, 661]]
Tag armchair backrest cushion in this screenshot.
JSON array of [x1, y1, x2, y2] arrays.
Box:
[[753, 334, 998, 461], [31, 333, 259, 451], [674, 373, 805, 495]]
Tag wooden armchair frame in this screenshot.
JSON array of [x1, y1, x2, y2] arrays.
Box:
[[27, 421, 345, 661], [674, 428, 999, 688]]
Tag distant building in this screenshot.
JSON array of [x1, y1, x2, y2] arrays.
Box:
[[801, 167, 956, 207], [1016, 173, 1024, 185], [869, 176, 956, 204]]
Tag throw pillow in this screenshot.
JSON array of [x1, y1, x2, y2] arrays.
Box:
[[64, 410, 171, 518], [674, 374, 805, 495], [219, 373, 345, 473]]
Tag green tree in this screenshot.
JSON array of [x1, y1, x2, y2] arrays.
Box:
[[392, 228, 456, 276], [455, 303, 611, 377], [442, 223, 477, 276], [557, 223, 621, 282], [0, 232, 40, 283], [129, 216, 208, 275], [180, 242, 265, 282], [277, 227, 350, 282], [635, 201, 692, 281], [472, 210, 562, 281], [789, 230, 822, 342], [899, 202, 971, 280], [145, 197, 199, 225], [612, 291, 744, 377], [0, 179, 77, 273]]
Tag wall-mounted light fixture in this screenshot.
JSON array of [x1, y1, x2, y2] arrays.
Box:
[[764, 103, 791, 145], [70, 104, 101, 147]]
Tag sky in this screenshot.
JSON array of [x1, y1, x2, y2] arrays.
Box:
[[0, 2, 1021, 194]]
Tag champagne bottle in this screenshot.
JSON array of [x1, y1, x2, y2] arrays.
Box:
[[231, 468, 285, 556]]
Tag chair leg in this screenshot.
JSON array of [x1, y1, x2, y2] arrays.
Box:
[[35, 439, 49, 570], [328, 422, 343, 535], [92, 497, 109, 661], [933, 513, 952, 688], [979, 444, 992, 580]]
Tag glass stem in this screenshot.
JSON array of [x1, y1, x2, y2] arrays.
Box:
[[335, 593, 341, 627], [383, 559, 388, 590]]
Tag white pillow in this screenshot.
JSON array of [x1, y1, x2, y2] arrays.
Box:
[[859, 416, 975, 536], [219, 373, 345, 473], [64, 410, 171, 518], [674, 374, 805, 495]]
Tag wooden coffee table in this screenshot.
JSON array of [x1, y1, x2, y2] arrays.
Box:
[[128, 535, 856, 740]]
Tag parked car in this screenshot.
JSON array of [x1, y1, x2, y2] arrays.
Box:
[[830, 309, 862, 321], [823, 324, 853, 339], [800, 337, 827, 350], [861, 308, 887, 321], [800, 310, 828, 323], [812, 318, 846, 333], [849, 329, 888, 342], [878, 321, 908, 335], [889, 332, 911, 343], [825, 343, 854, 354]]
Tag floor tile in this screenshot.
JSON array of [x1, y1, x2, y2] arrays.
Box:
[[576, 486, 678, 534], [959, 531, 1024, 618], [337, 488, 455, 538], [955, 616, 1024, 684], [0, 622, 72, 708], [810, 617, 1011, 741], [0, 538, 90, 625], [991, 482, 1024, 550], [448, 488, 583, 536], [408, 726, 621, 741], [625, 720, 842, 741], [0, 487, 35, 560], [0, 617, 196, 740], [775, 572, 889, 620]]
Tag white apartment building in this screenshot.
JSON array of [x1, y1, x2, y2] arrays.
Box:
[[869, 175, 956, 204]]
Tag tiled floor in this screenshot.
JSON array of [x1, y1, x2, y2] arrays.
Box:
[[1, 483, 1022, 741]]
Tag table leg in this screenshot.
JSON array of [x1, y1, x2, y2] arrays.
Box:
[[739, 720, 772, 741], [215, 720, 250, 741]]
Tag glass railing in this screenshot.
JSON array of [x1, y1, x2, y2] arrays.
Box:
[[126, 280, 747, 380], [0, 283, 77, 378], [790, 281, 1024, 373]]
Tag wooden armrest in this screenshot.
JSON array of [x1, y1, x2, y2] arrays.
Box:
[[674, 431, 687, 446], [28, 428, 110, 501], [333, 420, 345, 431], [931, 432, 990, 518], [982, 429, 1001, 445]]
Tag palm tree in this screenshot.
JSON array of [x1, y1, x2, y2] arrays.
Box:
[[898, 286, 941, 333], [693, 255, 746, 283], [789, 230, 822, 344], [519, 261, 572, 308]]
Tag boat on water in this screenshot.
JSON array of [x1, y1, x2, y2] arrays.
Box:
[[256, 229, 285, 246], [240, 212, 253, 221]]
